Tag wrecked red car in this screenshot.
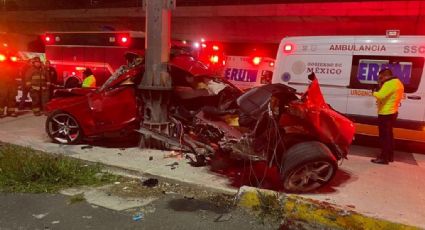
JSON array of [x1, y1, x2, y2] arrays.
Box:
[[45, 55, 355, 193]]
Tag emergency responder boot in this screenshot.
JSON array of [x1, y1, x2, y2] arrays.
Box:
[[7, 108, 17, 117], [7, 112, 18, 117]]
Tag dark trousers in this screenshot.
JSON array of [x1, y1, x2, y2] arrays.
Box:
[[0, 84, 17, 114], [30, 89, 49, 113], [378, 113, 397, 161]]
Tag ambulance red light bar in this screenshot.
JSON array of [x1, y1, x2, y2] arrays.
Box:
[[283, 43, 294, 53], [212, 45, 220, 51], [10, 56, 18, 62], [201, 43, 207, 48], [252, 57, 262, 65], [0, 54, 6, 62], [44, 34, 54, 44], [118, 34, 130, 46], [121, 36, 128, 43], [210, 55, 219, 64], [386, 29, 400, 38]]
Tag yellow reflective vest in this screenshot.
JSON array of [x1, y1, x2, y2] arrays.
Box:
[[82, 75, 96, 88], [372, 78, 404, 115]]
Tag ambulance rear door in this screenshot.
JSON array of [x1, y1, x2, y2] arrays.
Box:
[[223, 55, 273, 90]]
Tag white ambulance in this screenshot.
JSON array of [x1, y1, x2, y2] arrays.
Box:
[[272, 34, 425, 143], [222, 55, 275, 91]]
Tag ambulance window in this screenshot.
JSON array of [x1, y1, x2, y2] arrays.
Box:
[[349, 55, 424, 93]]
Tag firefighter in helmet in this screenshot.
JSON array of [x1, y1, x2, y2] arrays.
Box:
[[25, 57, 50, 116]]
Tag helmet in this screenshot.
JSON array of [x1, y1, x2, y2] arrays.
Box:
[[83, 68, 93, 76]]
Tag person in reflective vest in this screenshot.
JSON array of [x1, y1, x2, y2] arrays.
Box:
[[0, 57, 18, 118], [371, 69, 404, 164], [82, 68, 96, 88], [25, 57, 50, 116]]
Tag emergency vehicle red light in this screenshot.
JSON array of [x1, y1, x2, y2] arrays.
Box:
[[210, 55, 219, 64], [44, 35, 53, 44], [284, 44, 293, 53], [10, 56, 18, 62], [252, 57, 262, 65], [212, 45, 220, 51], [0, 54, 6, 62], [120, 36, 128, 43], [269, 61, 275, 67], [201, 43, 207, 48]]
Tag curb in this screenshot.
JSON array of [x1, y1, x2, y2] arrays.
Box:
[[236, 186, 420, 230]]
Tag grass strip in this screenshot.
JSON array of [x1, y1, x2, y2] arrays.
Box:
[[0, 143, 118, 193]]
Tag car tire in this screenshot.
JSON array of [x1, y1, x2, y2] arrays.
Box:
[[281, 141, 337, 193], [45, 111, 83, 144]]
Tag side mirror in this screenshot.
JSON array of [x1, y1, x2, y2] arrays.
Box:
[[308, 72, 316, 81]]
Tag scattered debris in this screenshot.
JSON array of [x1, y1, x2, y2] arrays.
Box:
[[149, 156, 153, 161], [123, 186, 129, 190], [214, 213, 232, 222], [114, 182, 121, 185], [117, 152, 122, 156], [82, 216, 93, 219], [91, 205, 99, 209], [120, 148, 126, 151], [339, 210, 351, 217], [132, 213, 144, 221], [51, 220, 60, 224], [142, 178, 159, 188], [81, 145, 93, 150], [163, 151, 183, 159], [166, 162, 179, 170], [346, 204, 356, 209], [32, 213, 49, 219]]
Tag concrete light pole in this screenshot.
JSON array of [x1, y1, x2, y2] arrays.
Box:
[[138, 0, 175, 149]]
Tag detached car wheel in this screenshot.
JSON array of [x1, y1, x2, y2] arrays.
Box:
[[281, 141, 337, 193], [46, 111, 82, 144]]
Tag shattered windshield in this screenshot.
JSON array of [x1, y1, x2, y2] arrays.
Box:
[[99, 59, 143, 91]]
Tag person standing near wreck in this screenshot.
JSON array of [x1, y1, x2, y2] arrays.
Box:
[[371, 69, 404, 165], [25, 57, 50, 116], [81, 68, 96, 88]]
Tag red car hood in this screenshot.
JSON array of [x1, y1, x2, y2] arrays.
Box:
[[304, 79, 355, 155], [169, 55, 212, 76], [54, 88, 96, 97]]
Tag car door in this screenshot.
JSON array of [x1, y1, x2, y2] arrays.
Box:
[[88, 85, 139, 132]]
